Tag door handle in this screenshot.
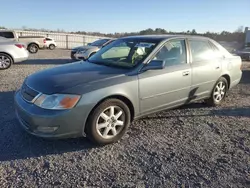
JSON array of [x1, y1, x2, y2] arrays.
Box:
[[182, 71, 190, 76], [215, 66, 220, 69]]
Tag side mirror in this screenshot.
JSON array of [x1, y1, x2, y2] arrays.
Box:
[[141, 60, 165, 72], [87, 43, 92, 46]]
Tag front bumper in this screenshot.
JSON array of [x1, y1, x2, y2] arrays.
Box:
[[14, 90, 90, 139], [74, 52, 88, 60]]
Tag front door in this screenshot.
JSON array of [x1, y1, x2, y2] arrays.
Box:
[[138, 39, 191, 115]]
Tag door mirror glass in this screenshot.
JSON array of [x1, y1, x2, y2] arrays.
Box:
[[142, 60, 165, 71]]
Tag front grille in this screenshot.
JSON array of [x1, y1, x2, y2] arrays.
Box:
[[21, 84, 39, 102]]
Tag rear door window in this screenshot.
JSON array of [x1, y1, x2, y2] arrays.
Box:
[[0, 32, 14, 39], [189, 39, 215, 62], [208, 41, 224, 58]]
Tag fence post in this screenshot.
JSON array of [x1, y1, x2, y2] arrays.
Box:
[[66, 35, 68, 49]]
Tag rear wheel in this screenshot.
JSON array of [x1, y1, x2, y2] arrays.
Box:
[[28, 44, 39, 53], [0, 53, 13, 70], [49, 44, 56, 50], [85, 99, 131, 145], [205, 77, 228, 106]]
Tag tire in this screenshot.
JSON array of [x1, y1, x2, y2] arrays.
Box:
[[28, 44, 39, 53], [205, 77, 228, 106], [49, 44, 56, 50], [0, 53, 13, 70], [85, 99, 131, 145]]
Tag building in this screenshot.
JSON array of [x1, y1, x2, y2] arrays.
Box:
[[245, 27, 250, 47]]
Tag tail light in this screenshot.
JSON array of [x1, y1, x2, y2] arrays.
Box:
[[15, 44, 25, 49], [43, 39, 46, 43]]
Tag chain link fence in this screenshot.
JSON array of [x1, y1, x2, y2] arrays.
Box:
[[15, 30, 110, 49]]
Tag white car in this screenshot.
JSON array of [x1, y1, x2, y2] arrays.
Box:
[[45, 37, 57, 50], [0, 37, 29, 70]]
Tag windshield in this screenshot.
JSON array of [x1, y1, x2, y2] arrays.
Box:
[[88, 38, 159, 68], [90, 39, 110, 46]]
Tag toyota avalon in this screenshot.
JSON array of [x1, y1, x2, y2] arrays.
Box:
[[15, 35, 242, 145]]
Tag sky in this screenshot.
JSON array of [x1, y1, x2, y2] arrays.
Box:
[[1, 0, 249, 34]]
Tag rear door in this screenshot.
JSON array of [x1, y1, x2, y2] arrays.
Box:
[[188, 39, 222, 99]]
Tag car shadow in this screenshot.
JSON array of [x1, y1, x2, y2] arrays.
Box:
[[241, 70, 250, 84], [1, 90, 249, 162], [142, 103, 250, 120], [19, 59, 76, 65]]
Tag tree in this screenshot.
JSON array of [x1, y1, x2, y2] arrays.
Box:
[[235, 26, 244, 33], [191, 29, 197, 35]]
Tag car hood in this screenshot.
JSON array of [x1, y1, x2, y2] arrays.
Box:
[[25, 61, 130, 95], [72, 45, 99, 51]]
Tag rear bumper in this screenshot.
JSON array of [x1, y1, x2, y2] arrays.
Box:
[[230, 71, 242, 89], [14, 56, 29, 63], [13, 50, 29, 63]]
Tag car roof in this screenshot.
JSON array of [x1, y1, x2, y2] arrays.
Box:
[[0, 30, 14, 32], [120, 34, 210, 42]]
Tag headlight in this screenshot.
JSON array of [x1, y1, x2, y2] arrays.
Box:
[[34, 94, 81, 110], [78, 49, 87, 54]]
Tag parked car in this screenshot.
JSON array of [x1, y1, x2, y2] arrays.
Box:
[[0, 37, 29, 70], [15, 35, 242, 145], [71, 38, 115, 60], [44, 37, 57, 50], [233, 47, 250, 61], [0, 30, 46, 53]]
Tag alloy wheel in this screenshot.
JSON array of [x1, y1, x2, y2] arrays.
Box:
[[0, 55, 11, 69], [29, 45, 38, 53], [213, 81, 226, 103], [96, 106, 125, 139]]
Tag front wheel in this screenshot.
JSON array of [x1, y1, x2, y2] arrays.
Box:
[[85, 99, 131, 145], [205, 77, 228, 106]]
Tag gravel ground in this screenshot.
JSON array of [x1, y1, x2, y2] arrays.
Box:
[[0, 49, 250, 188]]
